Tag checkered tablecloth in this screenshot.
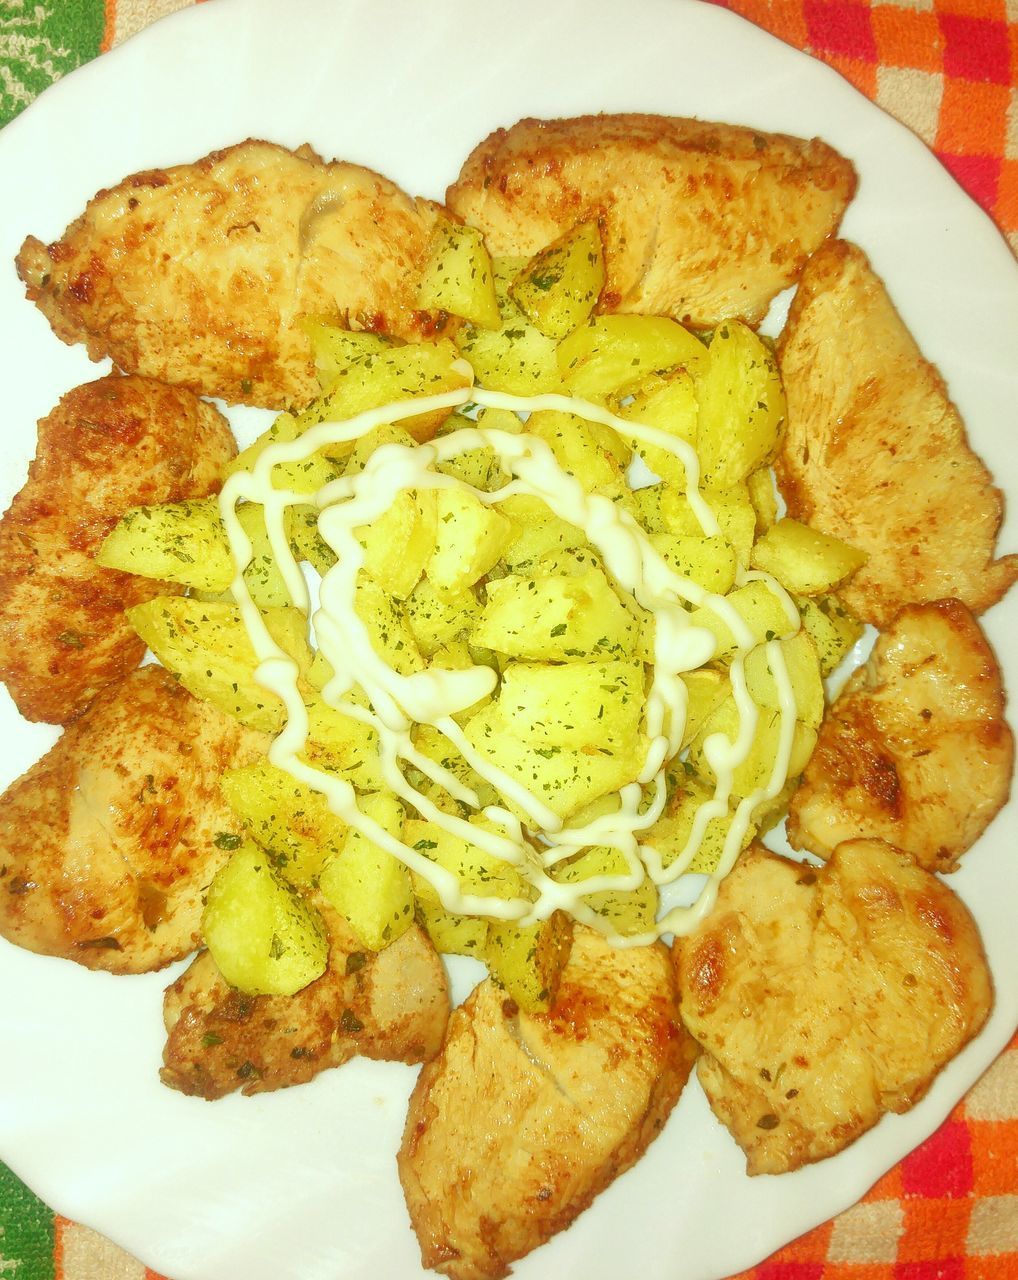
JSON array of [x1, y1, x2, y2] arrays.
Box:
[[0, 2, 1015, 1279]]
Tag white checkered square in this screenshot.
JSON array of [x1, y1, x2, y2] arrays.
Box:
[[876, 66, 945, 147], [828, 1199, 905, 1264], [967, 1196, 1018, 1255]]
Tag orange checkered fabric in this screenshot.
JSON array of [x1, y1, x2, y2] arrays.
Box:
[[714, 0, 1018, 256]]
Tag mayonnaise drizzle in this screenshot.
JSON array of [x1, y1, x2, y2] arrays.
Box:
[[217, 375, 802, 942]]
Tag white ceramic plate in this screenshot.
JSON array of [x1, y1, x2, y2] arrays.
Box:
[[0, 2, 1016, 1278]]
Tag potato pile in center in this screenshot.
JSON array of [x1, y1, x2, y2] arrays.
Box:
[[98, 219, 867, 1015]]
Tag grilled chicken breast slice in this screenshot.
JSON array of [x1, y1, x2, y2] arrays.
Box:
[[789, 599, 1013, 871], [0, 666, 266, 972], [776, 240, 1018, 626], [674, 840, 993, 1175], [398, 926, 695, 1280], [16, 140, 448, 409], [162, 909, 449, 1099], [0, 374, 234, 724], [447, 113, 855, 327]]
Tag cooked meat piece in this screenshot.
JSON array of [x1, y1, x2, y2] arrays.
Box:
[[398, 926, 695, 1280], [674, 840, 993, 1175], [0, 666, 266, 972], [446, 114, 855, 328], [161, 909, 449, 1099], [0, 374, 234, 723], [16, 140, 448, 409], [776, 240, 1018, 626], [789, 600, 1013, 871]]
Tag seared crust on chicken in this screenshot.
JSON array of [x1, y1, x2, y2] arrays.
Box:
[[161, 908, 449, 1099], [789, 600, 1013, 871], [398, 926, 695, 1280], [446, 114, 856, 328], [16, 140, 448, 409], [0, 666, 265, 972], [0, 374, 234, 724], [674, 840, 993, 1175], [776, 240, 1018, 626]]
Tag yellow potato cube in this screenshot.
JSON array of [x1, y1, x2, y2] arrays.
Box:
[[98, 498, 232, 592], [498, 494, 589, 568], [744, 630, 825, 729], [689, 697, 818, 797], [510, 221, 605, 339], [455, 257, 563, 395], [405, 818, 526, 899], [645, 774, 754, 874], [558, 314, 708, 400], [415, 899, 488, 958], [485, 911, 574, 1012], [474, 568, 640, 660], [697, 321, 785, 488], [649, 532, 737, 595], [319, 792, 414, 951], [286, 504, 336, 576], [794, 592, 865, 676], [293, 334, 470, 443], [354, 574, 425, 676], [705, 484, 758, 567], [679, 669, 731, 749], [303, 693, 386, 792], [220, 761, 346, 884], [494, 659, 644, 750], [552, 845, 659, 937], [524, 410, 627, 493], [303, 322, 396, 390], [617, 368, 699, 487], [463, 705, 647, 822], [416, 217, 501, 329], [747, 466, 778, 532], [127, 597, 312, 733], [750, 517, 868, 595], [226, 410, 344, 494], [357, 489, 437, 600], [342, 423, 417, 474], [201, 841, 328, 996], [428, 488, 513, 597], [410, 722, 502, 814], [686, 580, 796, 663], [404, 577, 482, 657]]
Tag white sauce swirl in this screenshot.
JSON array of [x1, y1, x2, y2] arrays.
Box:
[[218, 375, 802, 943]]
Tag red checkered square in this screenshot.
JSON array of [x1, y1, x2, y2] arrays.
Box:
[[939, 13, 1012, 83], [895, 1261, 966, 1280], [937, 151, 1003, 205], [901, 1119, 973, 1199], [805, 0, 879, 57], [755, 1263, 828, 1280]]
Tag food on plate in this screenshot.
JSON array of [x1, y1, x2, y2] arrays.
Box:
[[788, 599, 1013, 870], [162, 904, 449, 1099], [15, 140, 449, 409], [446, 113, 856, 327], [776, 239, 1018, 626], [1, 109, 1015, 1279], [0, 666, 265, 972], [0, 373, 234, 723], [673, 839, 993, 1175], [398, 926, 696, 1280], [106, 304, 830, 985]]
